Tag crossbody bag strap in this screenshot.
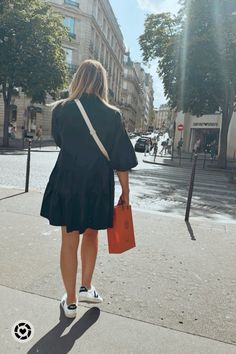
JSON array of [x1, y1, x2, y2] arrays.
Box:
[[74, 98, 110, 161]]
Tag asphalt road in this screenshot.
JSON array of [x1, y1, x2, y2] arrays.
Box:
[[0, 146, 235, 222]]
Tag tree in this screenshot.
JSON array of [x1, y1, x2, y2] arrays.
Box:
[[0, 0, 68, 147], [139, 0, 236, 168]]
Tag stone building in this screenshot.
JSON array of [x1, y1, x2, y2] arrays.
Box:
[[120, 52, 142, 132], [133, 63, 154, 132], [154, 104, 172, 131], [0, 0, 125, 140]]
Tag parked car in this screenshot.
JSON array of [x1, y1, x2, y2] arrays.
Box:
[[134, 137, 152, 152]]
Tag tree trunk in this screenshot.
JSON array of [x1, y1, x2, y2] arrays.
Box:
[[217, 108, 233, 169], [2, 83, 12, 147], [3, 102, 10, 147], [217, 83, 235, 169]]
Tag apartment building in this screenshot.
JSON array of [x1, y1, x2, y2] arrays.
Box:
[[0, 0, 125, 139], [120, 52, 142, 131], [154, 104, 172, 130], [48, 0, 125, 103], [133, 63, 154, 131]]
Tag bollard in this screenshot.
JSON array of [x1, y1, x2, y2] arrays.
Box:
[[203, 150, 207, 169], [25, 139, 32, 193], [179, 148, 182, 167], [185, 154, 198, 221]]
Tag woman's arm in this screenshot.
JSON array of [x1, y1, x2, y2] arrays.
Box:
[[116, 170, 129, 206]]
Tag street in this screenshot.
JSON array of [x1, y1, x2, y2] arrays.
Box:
[[0, 145, 235, 223]]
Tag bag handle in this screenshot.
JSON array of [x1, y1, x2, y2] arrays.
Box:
[[74, 98, 110, 161]]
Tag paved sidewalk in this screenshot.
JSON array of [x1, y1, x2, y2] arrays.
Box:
[[0, 187, 236, 353], [143, 153, 236, 171], [1, 286, 236, 354]]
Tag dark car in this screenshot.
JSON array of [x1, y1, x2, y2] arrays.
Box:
[[134, 137, 151, 152]]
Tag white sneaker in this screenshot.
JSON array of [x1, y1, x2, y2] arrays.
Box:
[[78, 285, 103, 303], [60, 294, 77, 318]]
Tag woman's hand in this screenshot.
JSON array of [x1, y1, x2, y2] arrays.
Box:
[[118, 192, 129, 206], [116, 171, 130, 206]]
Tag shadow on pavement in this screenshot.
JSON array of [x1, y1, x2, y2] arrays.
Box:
[[185, 221, 196, 241], [27, 306, 100, 354], [0, 192, 26, 201]]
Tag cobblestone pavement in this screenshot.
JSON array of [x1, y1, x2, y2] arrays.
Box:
[[0, 146, 235, 222]]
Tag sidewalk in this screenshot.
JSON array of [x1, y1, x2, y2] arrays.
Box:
[[143, 152, 236, 172], [0, 137, 55, 152], [0, 187, 236, 353]]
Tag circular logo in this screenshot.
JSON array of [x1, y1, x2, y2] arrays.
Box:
[[11, 320, 34, 343]]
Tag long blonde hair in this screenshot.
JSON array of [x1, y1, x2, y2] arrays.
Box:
[[53, 59, 119, 111]]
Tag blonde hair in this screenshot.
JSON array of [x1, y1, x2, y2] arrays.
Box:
[[52, 59, 119, 111]]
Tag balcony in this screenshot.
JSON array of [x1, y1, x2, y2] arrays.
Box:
[[89, 41, 94, 53], [67, 63, 78, 76], [69, 32, 76, 39], [64, 0, 79, 8]]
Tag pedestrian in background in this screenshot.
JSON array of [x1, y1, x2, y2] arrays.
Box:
[[167, 137, 173, 154], [144, 139, 151, 156], [164, 138, 169, 154], [41, 59, 138, 318], [36, 125, 43, 147], [210, 140, 217, 161], [160, 140, 167, 156], [193, 137, 201, 153], [177, 137, 183, 156]]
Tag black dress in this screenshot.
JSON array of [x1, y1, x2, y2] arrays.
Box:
[[40, 93, 138, 233]]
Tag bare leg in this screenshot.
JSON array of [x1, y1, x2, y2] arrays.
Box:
[[60, 227, 80, 304], [81, 229, 98, 289]]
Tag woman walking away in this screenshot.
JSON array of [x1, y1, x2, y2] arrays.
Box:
[[40, 60, 138, 318]]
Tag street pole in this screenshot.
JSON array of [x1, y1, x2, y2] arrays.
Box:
[[203, 150, 207, 169], [171, 120, 176, 161], [179, 148, 182, 167], [185, 154, 198, 222], [25, 139, 32, 193]]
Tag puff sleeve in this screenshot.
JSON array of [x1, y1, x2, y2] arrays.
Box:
[[110, 112, 138, 171], [51, 106, 62, 148]]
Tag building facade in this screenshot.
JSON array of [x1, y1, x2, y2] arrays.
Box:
[[0, 0, 125, 140], [154, 104, 172, 131], [120, 52, 142, 132], [133, 63, 154, 132]]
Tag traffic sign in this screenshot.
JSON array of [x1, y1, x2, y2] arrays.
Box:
[[177, 124, 184, 132]]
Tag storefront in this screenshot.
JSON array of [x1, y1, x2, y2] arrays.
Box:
[[174, 111, 236, 159], [189, 123, 220, 153]]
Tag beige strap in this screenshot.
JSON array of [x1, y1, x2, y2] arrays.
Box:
[[74, 99, 110, 161]]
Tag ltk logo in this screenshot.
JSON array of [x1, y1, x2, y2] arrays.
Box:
[[12, 320, 34, 343]]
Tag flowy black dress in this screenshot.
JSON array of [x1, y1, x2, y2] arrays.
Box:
[[40, 93, 138, 233]]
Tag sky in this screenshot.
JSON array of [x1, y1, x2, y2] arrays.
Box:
[[109, 0, 180, 108]]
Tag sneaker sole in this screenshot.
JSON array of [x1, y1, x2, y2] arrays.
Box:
[[78, 297, 103, 304], [60, 303, 77, 318]]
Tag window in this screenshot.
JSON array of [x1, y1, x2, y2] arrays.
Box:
[[100, 43, 105, 63], [92, 0, 97, 17], [97, 8, 102, 26], [123, 81, 128, 90], [64, 0, 79, 8], [64, 48, 73, 64], [103, 18, 106, 33], [64, 17, 75, 37]]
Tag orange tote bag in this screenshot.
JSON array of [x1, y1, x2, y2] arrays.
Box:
[[107, 205, 136, 254]]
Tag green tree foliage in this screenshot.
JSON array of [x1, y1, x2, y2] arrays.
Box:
[[0, 0, 68, 146], [140, 0, 236, 168]]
